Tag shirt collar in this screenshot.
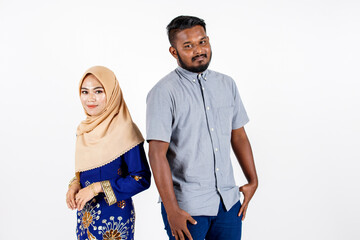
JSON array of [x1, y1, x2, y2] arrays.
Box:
[[176, 66, 209, 84]]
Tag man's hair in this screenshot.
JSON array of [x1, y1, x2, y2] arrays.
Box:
[[167, 15, 206, 47]]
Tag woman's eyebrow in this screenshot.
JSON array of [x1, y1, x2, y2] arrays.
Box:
[[81, 86, 104, 90]]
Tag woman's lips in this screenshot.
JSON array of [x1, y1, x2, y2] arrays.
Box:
[[87, 105, 97, 109]]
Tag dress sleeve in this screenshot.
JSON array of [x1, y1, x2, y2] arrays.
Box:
[[101, 143, 151, 205]]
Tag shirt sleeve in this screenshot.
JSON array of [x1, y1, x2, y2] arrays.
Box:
[[231, 79, 249, 130], [101, 143, 151, 205], [146, 85, 173, 142]]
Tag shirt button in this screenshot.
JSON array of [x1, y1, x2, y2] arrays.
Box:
[[211, 128, 214, 131], [204, 77, 207, 80], [215, 148, 218, 152], [206, 106, 210, 110], [217, 188, 220, 192], [216, 168, 219, 171], [202, 87, 205, 90], [193, 79, 196, 82]]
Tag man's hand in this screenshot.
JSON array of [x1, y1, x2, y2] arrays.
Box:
[[231, 127, 258, 221], [167, 207, 197, 240], [238, 182, 258, 220], [149, 140, 197, 239]]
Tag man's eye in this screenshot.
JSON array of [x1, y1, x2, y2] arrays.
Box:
[[184, 45, 192, 48], [200, 40, 207, 45]]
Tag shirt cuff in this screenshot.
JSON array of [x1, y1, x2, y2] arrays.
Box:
[[100, 180, 117, 206]]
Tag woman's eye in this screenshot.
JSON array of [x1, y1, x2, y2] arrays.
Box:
[[96, 90, 103, 94], [81, 91, 88, 94]]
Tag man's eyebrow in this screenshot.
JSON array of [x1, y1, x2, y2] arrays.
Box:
[[182, 37, 207, 45]]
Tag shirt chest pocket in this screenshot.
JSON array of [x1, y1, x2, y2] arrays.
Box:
[[217, 105, 234, 135]]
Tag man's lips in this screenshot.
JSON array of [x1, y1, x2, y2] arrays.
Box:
[[87, 105, 97, 109], [192, 54, 207, 62]]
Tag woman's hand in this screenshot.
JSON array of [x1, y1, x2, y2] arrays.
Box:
[[75, 182, 102, 211], [66, 183, 81, 210]]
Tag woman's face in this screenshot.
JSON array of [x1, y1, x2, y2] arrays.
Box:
[[80, 74, 106, 116]]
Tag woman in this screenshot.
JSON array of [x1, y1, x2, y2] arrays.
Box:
[[66, 66, 151, 240]]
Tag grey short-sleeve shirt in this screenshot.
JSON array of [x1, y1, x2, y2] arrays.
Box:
[[146, 67, 249, 216]]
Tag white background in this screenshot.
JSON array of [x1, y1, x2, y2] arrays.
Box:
[[1, 0, 359, 239]]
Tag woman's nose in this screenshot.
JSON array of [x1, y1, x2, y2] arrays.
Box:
[[88, 93, 96, 101]]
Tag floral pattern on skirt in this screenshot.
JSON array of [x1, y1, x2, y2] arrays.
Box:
[[76, 197, 135, 240]]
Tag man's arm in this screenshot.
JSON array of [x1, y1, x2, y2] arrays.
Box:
[[231, 127, 258, 220], [148, 140, 197, 240]]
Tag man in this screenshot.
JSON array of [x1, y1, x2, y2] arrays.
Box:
[[146, 15, 258, 240]]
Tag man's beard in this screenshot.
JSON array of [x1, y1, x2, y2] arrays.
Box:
[[177, 50, 212, 73]]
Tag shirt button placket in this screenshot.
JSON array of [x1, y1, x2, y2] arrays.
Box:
[[200, 76, 221, 197]]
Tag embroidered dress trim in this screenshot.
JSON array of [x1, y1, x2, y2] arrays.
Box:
[[101, 180, 117, 206]]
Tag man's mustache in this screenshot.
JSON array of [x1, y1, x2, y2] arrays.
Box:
[[192, 54, 207, 62]]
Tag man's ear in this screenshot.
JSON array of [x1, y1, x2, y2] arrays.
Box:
[[169, 46, 178, 59]]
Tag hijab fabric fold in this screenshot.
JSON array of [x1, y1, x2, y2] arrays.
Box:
[[75, 66, 144, 173]]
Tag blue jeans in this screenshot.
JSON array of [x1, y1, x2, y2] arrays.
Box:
[[161, 201, 242, 240]]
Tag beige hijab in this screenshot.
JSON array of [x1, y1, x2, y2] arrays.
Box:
[[75, 66, 144, 173]]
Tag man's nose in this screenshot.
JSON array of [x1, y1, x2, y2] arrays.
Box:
[[194, 44, 203, 55]]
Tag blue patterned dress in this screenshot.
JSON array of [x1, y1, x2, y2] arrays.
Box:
[[76, 143, 151, 240]]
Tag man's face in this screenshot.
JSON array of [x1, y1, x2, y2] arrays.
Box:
[[170, 25, 212, 73]]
